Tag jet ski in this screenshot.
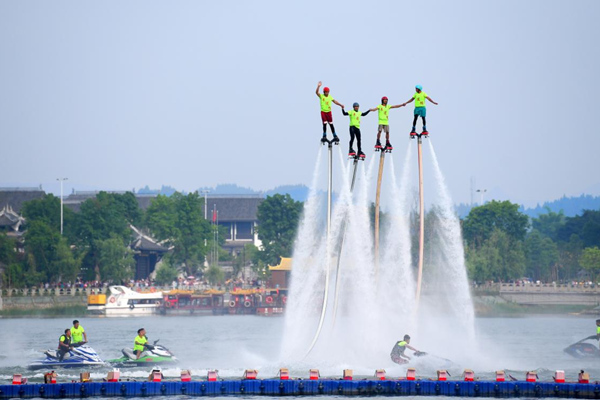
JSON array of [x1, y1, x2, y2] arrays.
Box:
[[28, 344, 104, 370], [391, 350, 428, 365], [107, 340, 177, 367], [564, 336, 600, 358]]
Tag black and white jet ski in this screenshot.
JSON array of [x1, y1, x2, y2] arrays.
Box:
[[564, 336, 600, 359], [28, 344, 104, 370]]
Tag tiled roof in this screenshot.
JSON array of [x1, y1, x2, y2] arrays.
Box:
[[207, 197, 264, 222], [0, 189, 45, 213]]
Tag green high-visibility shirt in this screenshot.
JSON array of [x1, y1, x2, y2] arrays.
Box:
[[596, 326, 600, 335], [377, 104, 391, 125], [320, 93, 334, 112], [134, 335, 147, 352], [348, 110, 362, 128], [71, 326, 85, 343], [413, 92, 428, 108]]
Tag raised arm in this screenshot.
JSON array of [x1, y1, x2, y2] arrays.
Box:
[[341, 107, 349, 116], [403, 98, 415, 106], [333, 99, 344, 108], [426, 96, 438, 105], [315, 81, 322, 97], [361, 110, 371, 116], [368, 107, 378, 112], [390, 104, 404, 109]]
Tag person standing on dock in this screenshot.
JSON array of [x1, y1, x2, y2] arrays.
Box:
[[70, 320, 87, 345], [316, 81, 344, 144]]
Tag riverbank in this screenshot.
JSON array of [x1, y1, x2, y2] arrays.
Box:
[[0, 304, 86, 317], [473, 296, 599, 317]]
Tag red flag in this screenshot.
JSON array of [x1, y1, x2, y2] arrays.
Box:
[[212, 209, 217, 223]]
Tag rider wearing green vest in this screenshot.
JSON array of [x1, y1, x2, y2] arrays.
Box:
[[70, 320, 87, 345], [316, 81, 344, 144], [368, 97, 404, 151], [134, 328, 148, 359], [341, 103, 371, 159], [390, 334, 420, 364], [401, 84, 438, 137], [57, 329, 72, 362]]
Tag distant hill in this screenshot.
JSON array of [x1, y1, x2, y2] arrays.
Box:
[[519, 194, 600, 218], [198, 183, 257, 195], [456, 195, 600, 220], [265, 185, 309, 202]]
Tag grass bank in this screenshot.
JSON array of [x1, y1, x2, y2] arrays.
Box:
[[474, 300, 597, 317], [0, 304, 87, 318]]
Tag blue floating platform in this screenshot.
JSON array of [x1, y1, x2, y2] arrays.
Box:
[[2, 379, 600, 398]]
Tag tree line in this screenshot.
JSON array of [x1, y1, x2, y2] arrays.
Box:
[[1, 191, 598, 288]]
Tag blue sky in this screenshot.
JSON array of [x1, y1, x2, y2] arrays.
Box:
[[1, 0, 599, 206]]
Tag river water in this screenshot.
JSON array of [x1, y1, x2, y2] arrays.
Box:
[[0, 314, 598, 385]]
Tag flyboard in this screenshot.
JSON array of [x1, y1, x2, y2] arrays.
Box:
[[331, 153, 363, 324], [413, 131, 428, 307], [374, 142, 392, 279], [306, 137, 336, 356]]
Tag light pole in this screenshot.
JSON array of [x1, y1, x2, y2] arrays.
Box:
[[476, 189, 487, 206], [201, 190, 210, 220], [56, 178, 68, 235]]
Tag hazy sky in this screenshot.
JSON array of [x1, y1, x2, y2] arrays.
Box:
[[1, 0, 599, 207]]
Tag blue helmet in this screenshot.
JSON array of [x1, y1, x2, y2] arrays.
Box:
[[353, 102, 359, 108], [416, 85, 423, 91]]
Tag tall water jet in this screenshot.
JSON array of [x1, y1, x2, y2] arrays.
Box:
[[418, 139, 476, 356]]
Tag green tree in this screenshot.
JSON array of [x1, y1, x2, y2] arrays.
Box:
[[466, 228, 526, 282], [154, 261, 178, 286], [580, 246, 600, 281], [24, 220, 79, 283], [205, 264, 224, 285], [462, 200, 529, 248], [73, 192, 142, 279], [21, 194, 76, 236], [556, 234, 584, 281], [557, 210, 600, 248], [0, 235, 24, 287], [532, 208, 565, 241], [525, 230, 558, 281], [144, 195, 177, 240], [96, 237, 135, 282], [256, 194, 303, 265], [145, 192, 212, 276]]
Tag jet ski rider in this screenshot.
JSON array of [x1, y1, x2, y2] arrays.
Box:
[[390, 334, 421, 364], [57, 329, 72, 361], [134, 328, 148, 360]]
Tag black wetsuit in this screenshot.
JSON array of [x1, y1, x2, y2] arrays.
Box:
[[342, 109, 370, 152]]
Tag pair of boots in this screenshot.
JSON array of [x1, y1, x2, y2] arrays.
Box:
[[321, 135, 340, 144], [375, 140, 392, 150], [348, 148, 365, 159]]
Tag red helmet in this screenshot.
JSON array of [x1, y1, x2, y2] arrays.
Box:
[[323, 87, 330, 92], [382, 96, 388, 101]]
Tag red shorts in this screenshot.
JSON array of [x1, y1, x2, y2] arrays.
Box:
[[321, 111, 333, 123]]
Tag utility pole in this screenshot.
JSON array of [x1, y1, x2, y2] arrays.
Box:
[[56, 178, 68, 235]]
